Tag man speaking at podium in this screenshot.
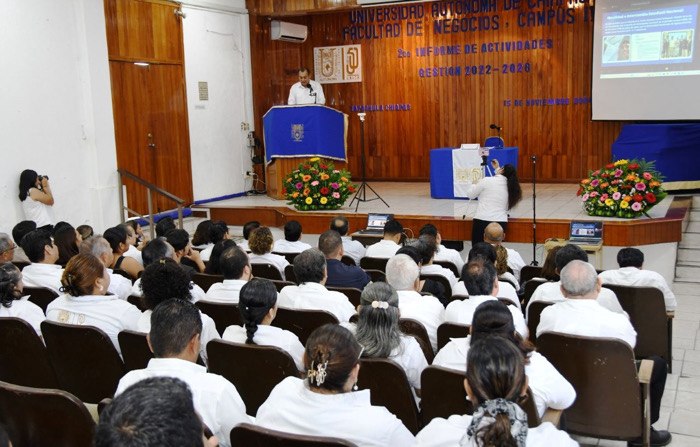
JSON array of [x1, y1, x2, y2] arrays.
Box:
[[288, 67, 325, 105]]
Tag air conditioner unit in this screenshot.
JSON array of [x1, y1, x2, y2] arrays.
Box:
[[271, 20, 308, 43]]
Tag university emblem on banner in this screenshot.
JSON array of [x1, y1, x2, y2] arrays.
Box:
[[321, 48, 336, 78], [314, 44, 362, 84], [291, 124, 304, 142]]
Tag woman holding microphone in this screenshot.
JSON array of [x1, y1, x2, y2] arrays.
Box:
[[18, 169, 54, 231], [466, 162, 522, 245]]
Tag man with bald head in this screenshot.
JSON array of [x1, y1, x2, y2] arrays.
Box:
[[484, 222, 525, 282]]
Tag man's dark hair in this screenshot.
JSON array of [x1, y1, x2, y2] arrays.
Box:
[[468, 242, 497, 264], [318, 230, 342, 257], [220, 246, 250, 280], [293, 249, 326, 284], [155, 216, 176, 238], [555, 244, 588, 272], [141, 237, 174, 267], [95, 377, 203, 447], [617, 247, 644, 268], [103, 226, 127, 253], [20, 230, 53, 263], [149, 299, 202, 358], [383, 219, 403, 236], [208, 221, 228, 244], [164, 229, 190, 252], [13, 220, 36, 245], [419, 223, 439, 237], [140, 258, 192, 310], [462, 260, 497, 296], [396, 245, 422, 265], [330, 216, 349, 236], [242, 221, 260, 240], [409, 239, 432, 265], [284, 220, 303, 242]]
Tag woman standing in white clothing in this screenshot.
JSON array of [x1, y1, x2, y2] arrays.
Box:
[[466, 163, 522, 245], [18, 169, 54, 230]]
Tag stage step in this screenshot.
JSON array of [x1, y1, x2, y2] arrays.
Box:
[[675, 265, 700, 283], [686, 221, 700, 233], [675, 201, 700, 281], [690, 210, 700, 222], [678, 248, 700, 263], [679, 232, 700, 248]]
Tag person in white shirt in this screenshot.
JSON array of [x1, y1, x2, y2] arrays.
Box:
[[364, 219, 403, 259], [165, 228, 206, 276], [355, 282, 428, 399], [248, 227, 289, 280], [278, 249, 355, 322], [191, 219, 213, 250], [419, 224, 464, 274], [0, 262, 45, 337], [273, 220, 312, 254], [104, 225, 143, 280], [526, 244, 625, 320], [18, 229, 64, 294], [115, 299, 249, 447], [120, 223, 144, 266], [205, 246, 250, 303], [222, 278, 304, 371], [200, 221, 230, 262], [202, 239, 237, 276], [599, 247, 677, 311], [484, 222, 526, 282], [257, 324, 414, 446], [537, 260, 670, 447], [238, 221, 260, 253], [45, 253, 142, 354], [18, 169, 54, 229], [465, 163, 522, 246], [414, 337, 578, 447], [137, 258, 220, 365], [97, 376, 219, 447], [330, 215, 366, 265], [287, 67, 326, 105], [415, 235, 458, 288], [386, 254, 445, 352], [446, 260, 528, 339], [79, 235, 131, 301], [434, 300, 575, 419]]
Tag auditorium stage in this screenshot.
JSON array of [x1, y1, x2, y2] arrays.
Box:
[[199, 182, 691, 249]]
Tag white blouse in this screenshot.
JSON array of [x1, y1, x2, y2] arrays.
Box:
[[0, 296, 45, 336], [222, 324, 305, 371]]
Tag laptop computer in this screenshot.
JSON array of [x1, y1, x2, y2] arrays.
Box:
[[569, 221, 603, 245], [358, 213, 394, 235]]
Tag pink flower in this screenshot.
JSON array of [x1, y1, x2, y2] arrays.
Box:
[[332, 192, 340, 199], [582, 193, 589, 201], [635, 182, 646, 191], [643, 172, 652, 180], [311, 181, 319, 186], [614, 169, 623, 178], [631, 202, 642, 211], [333, 170, 340, 173], [590, 191, 598, 197], [612, 192, 621, 200], [591, 179, 600, 187], [331, 182, 340, 189], [295, 182, 303, 190], [601, 193, 609, 200]]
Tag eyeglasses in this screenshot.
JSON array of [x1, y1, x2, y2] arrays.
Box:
[[0, 245, 17, 255]]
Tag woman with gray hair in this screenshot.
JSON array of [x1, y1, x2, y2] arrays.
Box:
[[355, 282, 428, 399]]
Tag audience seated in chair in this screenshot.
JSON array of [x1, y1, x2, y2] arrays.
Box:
[[319, 230, 370, 290], [165, 228, 206, 276], [154, 216, 176, 238], [397, 245, 446, 305], [256, 323, 415, 445], [18, 229, 64, 294], [453, 243, 520, 309], [533, 245, 562, 282], [364, 219, 403, 259], [237, 220, 260, 253], [599, 247, 677, 311], [121, 222, 145, 266], [200, 220, 229, 262], [80, 235, 131, 300], [330, 215, 366, 265], [0, 262, 45, 337], [537, 260, 670, 447], [414, 337, 578, 446], [104, 226, 143, 280], [278, 249, 355, 322], [45, 253, 141, 354], [53, 223, 81, 266], [191, 219, 213, 250], [495, 244, 519, 291], [419, 223, 464, 274], [386, 254, 444, 352], [222, 278, 304, 370], [415, 234, 458, 288], [248, 227, 289, 279], [10, 221, 36, 264], [203, 239, 237, 275], [484, 222, 525, 282], [115, 299, 249, 447], [205, 246, 251, 303], [274, 220, 312, 253]]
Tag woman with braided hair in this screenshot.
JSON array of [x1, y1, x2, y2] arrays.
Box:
[[46, 253, 142, 355], [0, 262, 45, 337], [221, 278, 304, 371], [256, 324, 415, 446], [415, 337, 578, 446]]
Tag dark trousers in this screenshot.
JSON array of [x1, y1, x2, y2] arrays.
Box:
[[471, 219, 508, 246], [646, 356, 667, 424]]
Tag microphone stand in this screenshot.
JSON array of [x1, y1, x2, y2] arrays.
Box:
[[530, 155, 538, 266], [349, 113, 389, 212]]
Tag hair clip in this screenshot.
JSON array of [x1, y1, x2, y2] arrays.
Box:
[[307, 360, 328, 386], [159, 258, 167, 264], [371, 301, 389, 309]]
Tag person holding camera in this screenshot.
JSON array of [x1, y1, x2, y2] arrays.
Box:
[[18, 169, 54, 231]]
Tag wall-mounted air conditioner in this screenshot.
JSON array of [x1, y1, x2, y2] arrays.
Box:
[[271, 20, 308, 43]]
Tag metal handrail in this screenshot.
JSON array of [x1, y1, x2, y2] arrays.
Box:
[[117, 169, 185, 240]]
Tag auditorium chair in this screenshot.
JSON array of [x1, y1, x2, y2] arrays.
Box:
[[23, 286, 58, 313], [113, 268, 136, 283], [284, 264, 297, 283], [251, 263, 284, 281], [521, 279, 546, 310], [326, 286, 362, 307], [11, 261, 29, 271], [526, 301, 553, 344], [359, 257, 388, 272], [127, 294, 148, 311], [272, 251, 299, 264], [230, 422, 357, 447], [270, 279, 296, 292], [434, 260, 460, 276], [420, 273, 453, 300], [340, 255, 356, 266], [399, 318, 434, 362], [118, 330, 154, 372], [364, 268, 385, 283], [436, 322, 471, 351], [519, 265, 543, 284], [195, 300, 243, 335], [192, 272, 224, 292], [271, 308, 339, 345], [0, 317, 58, 389]]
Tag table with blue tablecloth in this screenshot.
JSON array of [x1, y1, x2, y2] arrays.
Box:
[[430, 147, 519, 199]]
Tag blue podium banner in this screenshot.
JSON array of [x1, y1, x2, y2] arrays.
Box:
[[263, 105, 348, 164]]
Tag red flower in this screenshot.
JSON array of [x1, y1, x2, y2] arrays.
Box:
[[282, 187, 287, 195], [606, 163, 615, 169], [303, 164, 311, 169], [645, 192, 656, 203], [591, 170, 600, 176], [633, 194, 643, 202], [601, 173, 610, 178], [320, 187, 330, 195], [577, 187, 583, 196], [320, 164, 328, 170], [348, 186, 355, 193], [628, 163, 640, 170]]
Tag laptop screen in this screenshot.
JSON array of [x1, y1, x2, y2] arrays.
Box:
[[366, 213, 394, 230], [569, 221, 603, 241]]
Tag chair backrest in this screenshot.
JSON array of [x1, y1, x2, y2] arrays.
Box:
[[271, 308, 339, 345], [536, 332, 644, 439], [127, 294, 149, 311], [437, 322, 471, 351], [192, 272, 224, 292], [41, 320, 127, 403], [270, 279, 296, 292], [356, 357, 421, 434], [521, 279, 546, 309], [113, 268, 136, 283], [360, 257, 388, 272], [0, 380, 95, 447], [399, 318, 434, 363], [207, 340, 299, 416], [433, 260, 460, 276], [0, 317, 58, 388], [118, 330, 154, 372], [420, 273, 452, 300], [420, 365, 471, 424], [326, 286, 362, 307], [24, 286, 59, 313], [484, 136, 504, 148], [284, 264, 297, 283], [195, 300, 242, 335], [230, 422, 357, 447], [519, 265, 543, 284], [12, 261, 30, 271], [340, 255, 356, 266], [364, 268, 385, 283], [603, 284, 669, 362], [272, 252, 299, 264], [251, 263, 284, 281], [526, 301, 553, 344]]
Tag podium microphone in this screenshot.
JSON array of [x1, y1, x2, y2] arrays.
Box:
[[489, 123, 502, 131]]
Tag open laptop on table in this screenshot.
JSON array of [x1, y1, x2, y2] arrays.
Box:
[[569, 221, 603, 245], [357, 213, 394, 235]]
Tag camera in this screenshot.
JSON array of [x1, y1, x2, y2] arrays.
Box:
[[38, 175, 49, 182]]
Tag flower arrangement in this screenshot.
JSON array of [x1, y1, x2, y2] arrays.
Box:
[[577, 159, 666, 218], [283, 157, 356, 211]]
